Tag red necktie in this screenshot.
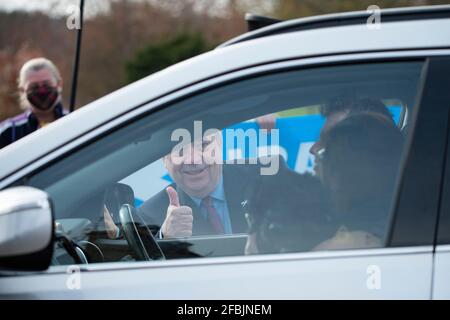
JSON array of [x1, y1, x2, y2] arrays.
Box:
[[201, 196, 224, 234]]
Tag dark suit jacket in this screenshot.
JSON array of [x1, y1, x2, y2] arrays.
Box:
[[138, 161, 285, 236]]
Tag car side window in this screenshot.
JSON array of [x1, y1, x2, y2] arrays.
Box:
[[25, 61, 424, 264]]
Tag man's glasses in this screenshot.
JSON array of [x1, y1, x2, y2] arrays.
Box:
[[316, 147, 326, 160]]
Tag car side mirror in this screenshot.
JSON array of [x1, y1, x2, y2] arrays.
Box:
[[0, 187, 54, 271]]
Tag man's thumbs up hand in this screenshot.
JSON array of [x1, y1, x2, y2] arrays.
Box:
[[167, 185, 180, 207], [161, 186, 193, 238]]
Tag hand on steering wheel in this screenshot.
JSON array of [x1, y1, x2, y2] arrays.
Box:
[[119, 204, 165, 261]]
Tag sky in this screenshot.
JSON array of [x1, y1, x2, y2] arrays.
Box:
[[0, 0, 72, 13], [0, 0, 110, 18], [0, 0, 273, 19]]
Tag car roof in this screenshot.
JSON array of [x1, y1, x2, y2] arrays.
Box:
[[1, 7, 450, 181], [220, 4, 450, 47]]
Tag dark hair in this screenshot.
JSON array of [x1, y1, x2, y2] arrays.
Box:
[[321, 113, 404, 237], [246, 170, 334, 254], [321, 95, 394, 125]]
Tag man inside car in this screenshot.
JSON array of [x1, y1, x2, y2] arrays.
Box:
[[309, 96, 396, 179], [105, 129, 285, 239]]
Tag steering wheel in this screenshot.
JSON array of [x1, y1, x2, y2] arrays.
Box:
[[119, 204, 165, 261]]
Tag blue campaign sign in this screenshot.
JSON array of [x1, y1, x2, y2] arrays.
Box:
[[224, 115, 324, 173], [224, 106, 401, 173], [122, 106, 402, 206]]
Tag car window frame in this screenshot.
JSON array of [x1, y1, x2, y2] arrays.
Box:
[[0, 50, 446, 191], [432, 56, 450, 246]]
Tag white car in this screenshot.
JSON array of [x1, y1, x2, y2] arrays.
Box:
[[1, 5, 450, 299]]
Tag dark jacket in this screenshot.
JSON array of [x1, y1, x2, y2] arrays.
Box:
[[0, 103, 66, 149], [138, 160, 287, 236]]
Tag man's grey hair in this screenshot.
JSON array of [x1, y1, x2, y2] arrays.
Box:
[[18, 57, 62, 110]]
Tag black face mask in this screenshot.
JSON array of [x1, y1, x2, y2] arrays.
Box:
[[26, 84, 58, 111]]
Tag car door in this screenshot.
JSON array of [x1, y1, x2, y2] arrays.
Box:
[[1, 52, 449, 299], [432, 55, 450, 298]]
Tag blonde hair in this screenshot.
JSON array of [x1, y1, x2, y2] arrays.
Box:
[[18, 57, 62, 110]]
